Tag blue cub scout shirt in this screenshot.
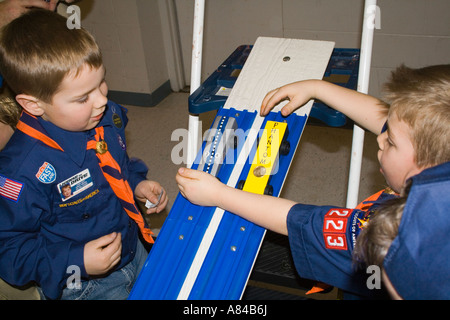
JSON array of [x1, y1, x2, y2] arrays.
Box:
[[287, 190, 397, 298], [0, 101, 148, 299]]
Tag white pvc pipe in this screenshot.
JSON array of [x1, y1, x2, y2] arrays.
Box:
[[190, 0, 205, 93], [158, 0, 186, 91], [187, 0, 206, 167], [346, 0, 377, 208]]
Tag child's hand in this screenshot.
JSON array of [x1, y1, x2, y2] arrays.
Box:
[[260, 80, 317, 117], [176, 167, 225, 207], [84, 232, 122, 276], [134, 180, 168, 214]]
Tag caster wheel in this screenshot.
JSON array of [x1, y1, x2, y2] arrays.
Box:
[[264, 185, 274, 196], [280, 140, 290, 156]]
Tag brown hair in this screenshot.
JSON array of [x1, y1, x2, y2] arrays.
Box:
[[383, 64, 450, 167], [0, 9, 102, 103], [353, 182, 411, 268], [353, 196, 406, 268]]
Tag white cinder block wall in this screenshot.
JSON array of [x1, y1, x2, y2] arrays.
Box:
[[78, 0, 449, 101], [176, 0, 450, 99], [77, 0, 170, 106]]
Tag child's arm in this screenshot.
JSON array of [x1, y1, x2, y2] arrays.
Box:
[[176, 168, 296, 235], [261, 80, 388, 135]]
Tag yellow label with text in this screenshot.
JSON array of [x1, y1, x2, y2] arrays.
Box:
[[243, 121, 287, 194]]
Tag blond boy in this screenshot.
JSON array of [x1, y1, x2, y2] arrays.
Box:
[[176, 64, 450, 297]]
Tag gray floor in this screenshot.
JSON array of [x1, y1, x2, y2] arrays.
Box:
[[124, 92, 387, 233]]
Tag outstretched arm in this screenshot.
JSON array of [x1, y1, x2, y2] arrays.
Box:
[[261, 79, 388, 135], [176, 168, 296, 235]]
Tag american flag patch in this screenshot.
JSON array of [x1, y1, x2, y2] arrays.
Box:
[[0, 175, 24, 202]]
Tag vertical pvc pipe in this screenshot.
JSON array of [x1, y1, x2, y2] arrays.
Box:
[[346, 0, 377, 208], [187, 0, 205, 167], [158, 0, 186, 92]]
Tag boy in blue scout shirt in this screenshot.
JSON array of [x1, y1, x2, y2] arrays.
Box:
[[176, 64, 450, 298], [0, 10, 168, 299], [354, 161, 450, 299]]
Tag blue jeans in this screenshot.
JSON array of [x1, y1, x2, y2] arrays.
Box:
[[58, 240, 148, 300]]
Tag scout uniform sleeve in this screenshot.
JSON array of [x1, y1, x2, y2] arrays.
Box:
[[127, 157, 149, 191], [0, 172, 86, 300], [286, 203, 386, 298], [0, 133, 89, 299]]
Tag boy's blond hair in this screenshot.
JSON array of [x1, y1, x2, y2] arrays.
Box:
[[0, 9, 102, 103], [353, 194, 406, 268], [0, 85, 21, 129], [383, 64, 450, 168]]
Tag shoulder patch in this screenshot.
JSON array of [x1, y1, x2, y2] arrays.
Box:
[[36, 162, 57, 184], [323, 208, 353, 251], [113, 113, 123, 129], [0, 175, 24, 202]]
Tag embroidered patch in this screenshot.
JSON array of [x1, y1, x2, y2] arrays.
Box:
[[59, 189, 99, 208], [0, 175, 24, 202], [349, 209, 372, 250], [117, 134, 126, 150], [113, 113, 123, 129], [323, 208, 353, 251], [36, 162, 57, 184], [57, 169, 93, 202]]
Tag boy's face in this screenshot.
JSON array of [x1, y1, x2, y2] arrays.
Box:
[[62, 185, 72, 198], [39, 64, 108, 132], [377, 114, 422, 193]]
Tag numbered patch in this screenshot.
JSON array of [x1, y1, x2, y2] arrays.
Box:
[[323, 208, 353, 251]]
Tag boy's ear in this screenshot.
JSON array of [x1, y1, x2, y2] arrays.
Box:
[[15, 94, 45, 116]]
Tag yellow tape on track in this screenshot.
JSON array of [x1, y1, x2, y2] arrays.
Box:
[[242, 121, 287, 194]]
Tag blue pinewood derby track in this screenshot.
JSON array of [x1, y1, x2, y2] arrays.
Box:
[[129, 107, 307, 300]]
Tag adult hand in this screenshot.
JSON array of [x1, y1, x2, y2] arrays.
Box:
[[0, 0, 79, 29]]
